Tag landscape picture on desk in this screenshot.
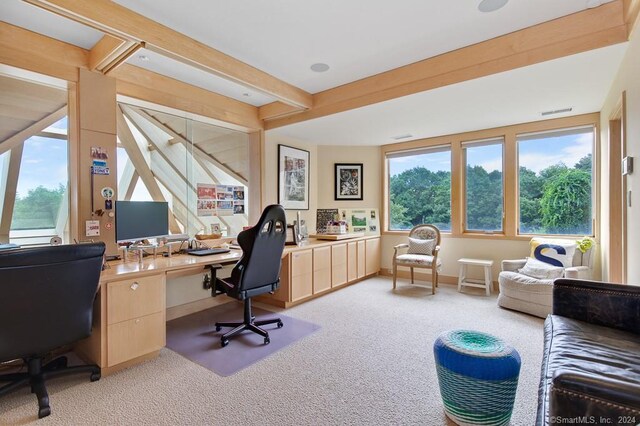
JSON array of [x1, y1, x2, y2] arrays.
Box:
[[315, 208, 379, 236], [197, 183, 245, 216], [351, 210, 368, 233]]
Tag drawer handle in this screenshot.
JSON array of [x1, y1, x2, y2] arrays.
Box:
[[130, 282, 139, 290]]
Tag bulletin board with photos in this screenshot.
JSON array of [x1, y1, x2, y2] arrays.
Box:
[[315, 208, 380, 236]]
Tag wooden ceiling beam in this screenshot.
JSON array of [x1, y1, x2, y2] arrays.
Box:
[[265, 1, 629, 129], [89, 34, 141, 75], [0, 22, 87, 81], [25, 0, 312, 109], [624, 0, 640, 35]]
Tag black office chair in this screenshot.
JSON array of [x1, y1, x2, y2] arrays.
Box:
[[215, 205, 287, 347], [0, 243, 105, 418]]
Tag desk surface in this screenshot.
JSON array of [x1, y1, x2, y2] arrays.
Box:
[[101, 250, 241, 282]]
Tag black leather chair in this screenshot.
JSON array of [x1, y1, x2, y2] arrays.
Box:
[[0, 243, 105, 418], [215, 205, 287, 347], [536, 279, 640, 425]]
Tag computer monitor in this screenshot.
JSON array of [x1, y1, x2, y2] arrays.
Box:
[[115, 201, 169, 243]]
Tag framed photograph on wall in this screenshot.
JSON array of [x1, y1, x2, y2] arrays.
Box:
[[335, 163, 363, 200], [278, 145, 310, 210]]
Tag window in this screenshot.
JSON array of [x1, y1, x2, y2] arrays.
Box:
[[463, 139, 504, 232], [387, 146, 451, 231], [518, 126, 594, 235], [10, 117, 69, 245]]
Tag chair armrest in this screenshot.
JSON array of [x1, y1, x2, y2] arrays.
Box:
[[501, 259, 526, 272], [564, 266, 590, 279], [433, 245, 440, 256], [553, 279, 640, 334], [393, 243, 408, 256], [550, 370, 640, 419]]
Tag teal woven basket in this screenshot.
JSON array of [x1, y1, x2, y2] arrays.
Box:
[[434, 330, 521, 426]]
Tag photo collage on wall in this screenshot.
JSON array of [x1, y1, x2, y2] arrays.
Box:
[[316, 208, 380, 236], [197, 183, 245, 217]]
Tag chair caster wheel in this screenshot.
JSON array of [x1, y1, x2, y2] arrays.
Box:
[[38, 406, 51, 418], [264, 337, 270, 345], [277, 321, 283, 328], [221, 338, 229, 347], [215, 325, 222, 332], [90, 372, 101, 382]]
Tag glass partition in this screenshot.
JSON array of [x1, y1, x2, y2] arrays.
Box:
[[115, 102, 249, 238]]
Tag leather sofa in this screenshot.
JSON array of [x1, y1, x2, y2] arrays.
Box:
[[536, 279, 640, 425]]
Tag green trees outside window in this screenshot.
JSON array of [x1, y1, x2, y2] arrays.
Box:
[[389, 149, 451, 231], [387, 126, 594, 236]]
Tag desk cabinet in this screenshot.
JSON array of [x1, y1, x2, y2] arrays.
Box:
[[332, 243, 348, 288], [313, 246, 332, 294], [262, 237, 380, 308], [291, 249, 313, 302]]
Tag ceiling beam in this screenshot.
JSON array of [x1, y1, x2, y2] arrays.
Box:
[[625, 0, 640, 35], [89, 34, 141, 75], [264, 1, 629, 129], [25, 0, 313, 109], [0, 105, 67, 155], [127, 105, 249, 186], [113, 64, 262, 131], [0, 22, 87, 81]]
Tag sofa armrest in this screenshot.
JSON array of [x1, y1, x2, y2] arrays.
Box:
[[550, 370, 640, 420], [501, 259, 526, 272], [564, 266, 590, 279], [553, 279, 640, 334]]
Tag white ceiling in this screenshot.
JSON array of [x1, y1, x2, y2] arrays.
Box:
[[113, 0, 615, 93], [0, 0, 103, 49], [269, 44, 628, 146]]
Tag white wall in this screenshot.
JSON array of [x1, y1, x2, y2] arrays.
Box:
[[600, 29, 640, 284]]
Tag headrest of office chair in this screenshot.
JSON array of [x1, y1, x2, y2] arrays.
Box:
[[0, 242, 106, 268]]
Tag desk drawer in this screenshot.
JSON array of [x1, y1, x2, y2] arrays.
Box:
[[107, 274, 165, 325], [107, 311, 165, 367]]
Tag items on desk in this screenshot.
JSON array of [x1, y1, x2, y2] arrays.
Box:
[[186, 248, 230, 256]]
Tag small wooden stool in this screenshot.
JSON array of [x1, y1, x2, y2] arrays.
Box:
[[458, 258, 494, 296]]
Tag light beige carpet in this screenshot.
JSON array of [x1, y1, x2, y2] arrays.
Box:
[[0, 277, 544, 425]]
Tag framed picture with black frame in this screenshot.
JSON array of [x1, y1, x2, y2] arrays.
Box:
[[335, 163, 363, 201], [278, 145, 310, 210]]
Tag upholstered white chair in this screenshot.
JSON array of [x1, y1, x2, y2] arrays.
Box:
[[497, 238, 594, 318], [392, 224, 441, 294]]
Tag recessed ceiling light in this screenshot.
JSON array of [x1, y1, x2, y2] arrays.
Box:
[[138, 55, 149, 61], [478, 0, 508, 13], [310, 63, 330, 73]]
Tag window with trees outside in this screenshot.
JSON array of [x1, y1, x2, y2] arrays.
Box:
[[518, 126, 593, 235], [464, 139, 504, 232], [388, 146, 451, 231]]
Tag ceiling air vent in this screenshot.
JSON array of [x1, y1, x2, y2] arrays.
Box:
[[541, 107, 573, 116], [392, 134, 413, 140]]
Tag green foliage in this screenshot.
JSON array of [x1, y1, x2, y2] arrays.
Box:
[[11, 184, 66, 230], [466, 165, 503, 230], [540, 169, 591, 234], [389, 154, 593, 235], [389, 166, 451, 230]]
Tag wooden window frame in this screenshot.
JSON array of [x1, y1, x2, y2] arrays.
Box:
[[381, 113, 600, 242]]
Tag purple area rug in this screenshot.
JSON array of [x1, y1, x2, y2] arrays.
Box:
[[166, 302, 320, 377]]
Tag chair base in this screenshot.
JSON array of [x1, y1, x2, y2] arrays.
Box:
[[0, 355, 100, 418], [215, 299, 283, 347]]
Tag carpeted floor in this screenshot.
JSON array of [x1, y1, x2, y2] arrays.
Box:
[[0, 276, 544, 425]]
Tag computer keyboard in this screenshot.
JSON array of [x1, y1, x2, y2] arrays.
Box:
[[186, 248, 231, 256]]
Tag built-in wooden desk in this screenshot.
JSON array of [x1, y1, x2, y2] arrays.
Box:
[[78, 235, 381, 374], [78, 251, 241, 375]]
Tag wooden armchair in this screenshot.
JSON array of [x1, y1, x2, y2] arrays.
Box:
[[392, 224, 441, 294]]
